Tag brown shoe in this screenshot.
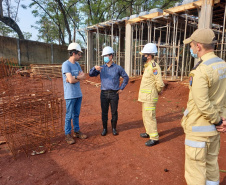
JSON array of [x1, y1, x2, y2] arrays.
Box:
[[65, 134, 75, 145], [73, 131, 88, 139]]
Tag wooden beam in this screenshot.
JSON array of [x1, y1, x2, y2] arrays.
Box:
[[192, 2, 201, 9], [140, 12, 162, 19], [128, 17, 145, 23], [162, 0, 220, 15], [164, 9, 176, 15]]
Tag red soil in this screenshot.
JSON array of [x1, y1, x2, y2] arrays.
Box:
[[1, 75, 226, 185]]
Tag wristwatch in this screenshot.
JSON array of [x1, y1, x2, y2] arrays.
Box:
[[215, 119, 223, 126]]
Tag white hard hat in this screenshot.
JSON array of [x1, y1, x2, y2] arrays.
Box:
[[67, 43, 83, 52], [101, 46, 114, 56], [140, 43, 157, 54]]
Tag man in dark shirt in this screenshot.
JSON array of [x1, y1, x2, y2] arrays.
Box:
[[89, 46, 129, 136]]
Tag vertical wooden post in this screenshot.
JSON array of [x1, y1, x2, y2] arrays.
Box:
[[87, 31, 93, 73], [125, 22, 132, 76]]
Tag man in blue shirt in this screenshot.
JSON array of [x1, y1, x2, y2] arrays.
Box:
[[89, 46, 129, 136], [62, 43, 87, 145]]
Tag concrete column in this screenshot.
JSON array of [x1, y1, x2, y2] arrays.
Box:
[[87, 30, 93, 73], [198, 0, 213, 29], [125, 22, 132, 76], [195, 0, 213, 65]]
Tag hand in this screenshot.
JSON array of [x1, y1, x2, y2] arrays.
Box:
[[216, 118, 226, 133], [66, 78, 69, 83], [117, 90, 123, 94], [77, 71, 86, 80], [95, 66, 102, 71]]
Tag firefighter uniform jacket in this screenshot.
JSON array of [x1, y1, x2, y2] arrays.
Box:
[[138, 60, 164, 103], [181, 52, 226, 139]]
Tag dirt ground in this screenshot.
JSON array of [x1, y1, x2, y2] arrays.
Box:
[[1, 75, 226, 185]]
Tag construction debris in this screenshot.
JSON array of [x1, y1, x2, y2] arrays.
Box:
[[30, 64, 62, 78]]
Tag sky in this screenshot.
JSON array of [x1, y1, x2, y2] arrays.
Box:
[[17, 1, 39, 41]]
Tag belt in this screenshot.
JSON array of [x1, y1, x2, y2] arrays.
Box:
[[101, 90, 118, 93]]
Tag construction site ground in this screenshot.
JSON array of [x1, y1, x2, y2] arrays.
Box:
[[1, 75, 226, 185]]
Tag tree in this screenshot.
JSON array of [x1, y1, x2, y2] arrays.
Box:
[[28, 0, 81, 44], [25, 0, 181, 45], [0, 0, 25, 39], [0, 21, 14, 36]]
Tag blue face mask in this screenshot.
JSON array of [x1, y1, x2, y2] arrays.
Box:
[[104, 56, 110, 63], [190, 48, 198, 58]]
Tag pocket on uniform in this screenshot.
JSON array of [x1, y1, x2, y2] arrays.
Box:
[[185, 144, 206, 162]]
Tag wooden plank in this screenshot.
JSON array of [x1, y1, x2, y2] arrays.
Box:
[[128, 12, 162, 23], [126, 0, 220, 24], [128, 17, 145, 23], [139, 12, 162, 19], [162, 0, 220, 15]]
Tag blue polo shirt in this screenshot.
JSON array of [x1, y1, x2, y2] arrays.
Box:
[[89, 62, 129, 90], [62, 60, 82, 99]]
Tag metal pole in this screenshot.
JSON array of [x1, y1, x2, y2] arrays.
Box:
[[221, 5, 226, 58], [150, 21, 152, 43], [118, 25, 121, 66], [181, 14, 188, 81], [17, 39, 21, 66], [134, 24, 138, 76], [105, 28, 107, 45], [172, 15, 176, 79], [147, 20, 150, 42], [51, 43, 54, 64], [97, 27, 100, 66], [131, 25, 134, 76], [111, 22, 114, 48]]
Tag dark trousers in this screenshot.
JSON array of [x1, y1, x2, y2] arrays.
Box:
[[100, 90, 119, 129]]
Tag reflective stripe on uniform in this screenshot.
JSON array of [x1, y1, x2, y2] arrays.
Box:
[[192, 125, 216, 132], [149, 132, 158, 137], [145, 107, 155, 111], [185, 139, 206, 148], [141, 89, 152, 93], [203, 57, 223, 66], [206, 180, 219, 185], [153, 98, 158, 101], [184, 109, 189, 116]]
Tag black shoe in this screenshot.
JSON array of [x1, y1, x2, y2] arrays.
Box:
[[112, 128, 118, 136], [101, 129, 107, 136], [140, 133, 149, 138], [145, 139, 159, 147]]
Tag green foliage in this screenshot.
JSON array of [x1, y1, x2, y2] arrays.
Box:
[[0, 22, 32, 39], [0, 22, 14, 36], [25, 0, 180, 45], [23, 32, 32, 40]]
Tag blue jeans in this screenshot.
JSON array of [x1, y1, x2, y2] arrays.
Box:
[[65, 97, 82, 135]]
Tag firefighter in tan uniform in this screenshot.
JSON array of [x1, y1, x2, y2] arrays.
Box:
[[182, 28, 226, 185], [138, 43, 164, 147]]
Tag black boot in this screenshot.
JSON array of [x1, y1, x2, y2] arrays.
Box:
[[145, 139, 159, 147], [101, 122, 107, 136], [111, 122, 118, 136], [140, 133, 149, 138]]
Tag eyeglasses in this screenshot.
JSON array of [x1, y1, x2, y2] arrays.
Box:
[[78, 53, 82, 56]]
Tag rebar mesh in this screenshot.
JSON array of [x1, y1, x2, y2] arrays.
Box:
[[0, 59, 63, 157]]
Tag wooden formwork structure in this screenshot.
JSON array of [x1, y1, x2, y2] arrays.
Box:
[[86, 0, 226, 80]]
